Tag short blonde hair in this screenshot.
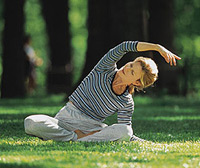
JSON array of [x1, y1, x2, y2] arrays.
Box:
[[128, 57, 158, 94]]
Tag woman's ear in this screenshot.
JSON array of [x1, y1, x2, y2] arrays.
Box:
[[134, 79, 142, 86]]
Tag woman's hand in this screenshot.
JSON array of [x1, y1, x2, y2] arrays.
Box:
[[157, 44, 181, 66], [74, 129, 100, 139]]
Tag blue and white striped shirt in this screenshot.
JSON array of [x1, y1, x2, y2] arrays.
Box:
[[69, 41, 138, 125]]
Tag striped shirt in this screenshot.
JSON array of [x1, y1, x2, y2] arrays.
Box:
[[69, 41, 138, 125]]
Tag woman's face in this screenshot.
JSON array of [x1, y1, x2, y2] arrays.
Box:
[[118, 61, 143, 87]]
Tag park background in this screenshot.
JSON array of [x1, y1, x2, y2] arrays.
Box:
[[0, 0, 200, 168], [0, 0, 200, 97]]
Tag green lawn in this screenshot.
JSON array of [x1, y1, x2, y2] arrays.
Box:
[[0, 95, 200, 168]]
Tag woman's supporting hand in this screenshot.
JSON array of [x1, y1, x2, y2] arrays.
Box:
[[137, 42, 181, 66]]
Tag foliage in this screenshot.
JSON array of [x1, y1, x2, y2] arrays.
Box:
[[174, 0, 200, 95], [1, 0, 200, 96], [24, 0, 48, 93], [68, 0, 88, 84], [0, 0, 87, 95], [0, 95, 200, 167]]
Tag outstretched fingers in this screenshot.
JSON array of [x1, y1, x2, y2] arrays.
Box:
[[174, 55, 182, 60], [158, 45, 181, 66], [171, 54, 181, 66], [172, 55, 176, 66], [165, 52, 181, 66]]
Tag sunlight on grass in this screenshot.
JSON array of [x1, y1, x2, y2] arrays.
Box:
[[0, 95, 200, 167], [1, 140, 200, 168]]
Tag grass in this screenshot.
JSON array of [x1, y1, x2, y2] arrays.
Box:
[[0, 94, 200, 168]]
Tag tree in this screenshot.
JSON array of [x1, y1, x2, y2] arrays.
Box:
[[108, 0, 149, 68], [148, 0, 180, 94], [70, 0, 180, 95], [77, 0, 148, 86], [80, 0, 110, 80], [1, 0, 26, 98], [41, 0, 71, 94]]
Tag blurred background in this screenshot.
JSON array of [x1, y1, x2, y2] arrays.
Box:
[[0, 0, 200, 98]]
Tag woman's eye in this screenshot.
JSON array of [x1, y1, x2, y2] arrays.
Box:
[[131, 70, 134, 75]]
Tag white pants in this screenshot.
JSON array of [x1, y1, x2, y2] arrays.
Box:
[[24, 102, 133, 142]]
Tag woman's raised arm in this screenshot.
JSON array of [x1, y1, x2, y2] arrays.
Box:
[[137, 42, 181, 66]]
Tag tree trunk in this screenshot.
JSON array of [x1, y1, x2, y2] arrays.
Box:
[[79, 0, 147, 85], [1, 0, 26, 98], [108, 0, 148, 68], [81, 0, 110, 80], [41, 0, 71, 94], [148, 0, 179, 94]]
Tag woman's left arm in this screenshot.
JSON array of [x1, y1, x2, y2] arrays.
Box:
[[137, 42, 181, 66]]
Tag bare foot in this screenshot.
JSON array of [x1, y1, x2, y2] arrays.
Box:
[[74, 130, 100, 139]]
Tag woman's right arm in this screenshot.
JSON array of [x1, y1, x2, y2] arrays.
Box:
[[95, 41, 138, 71], [137, 42, 181, 66]]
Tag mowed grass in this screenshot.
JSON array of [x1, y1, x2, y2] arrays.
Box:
[[0, 94, 200, 168]]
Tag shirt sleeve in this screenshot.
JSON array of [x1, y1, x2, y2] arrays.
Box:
[[95, 41, 138, 72], [117, 109, 133, 125]]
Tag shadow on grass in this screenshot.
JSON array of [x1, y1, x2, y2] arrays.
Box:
[[0, 163, 43, 168], [0, 95, 200, 142], [0, 113, 55, 138], [0, 113, 57, 120], [133, 119, 200, 142], [0, 94, 65, 108], [0, 113, 200, 142], [134, 96, 200, 110], [135, 107, 200, 119]]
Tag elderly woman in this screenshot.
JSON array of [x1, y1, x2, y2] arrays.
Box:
[[24, 41, 181, 142]]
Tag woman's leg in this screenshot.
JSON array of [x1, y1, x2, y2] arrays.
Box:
[[55, 103, 107, 133], [77, 124, 133, 142], [24, 114, 77, 141]]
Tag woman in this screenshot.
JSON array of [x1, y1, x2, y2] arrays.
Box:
[[24, 41, 181, 142]]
